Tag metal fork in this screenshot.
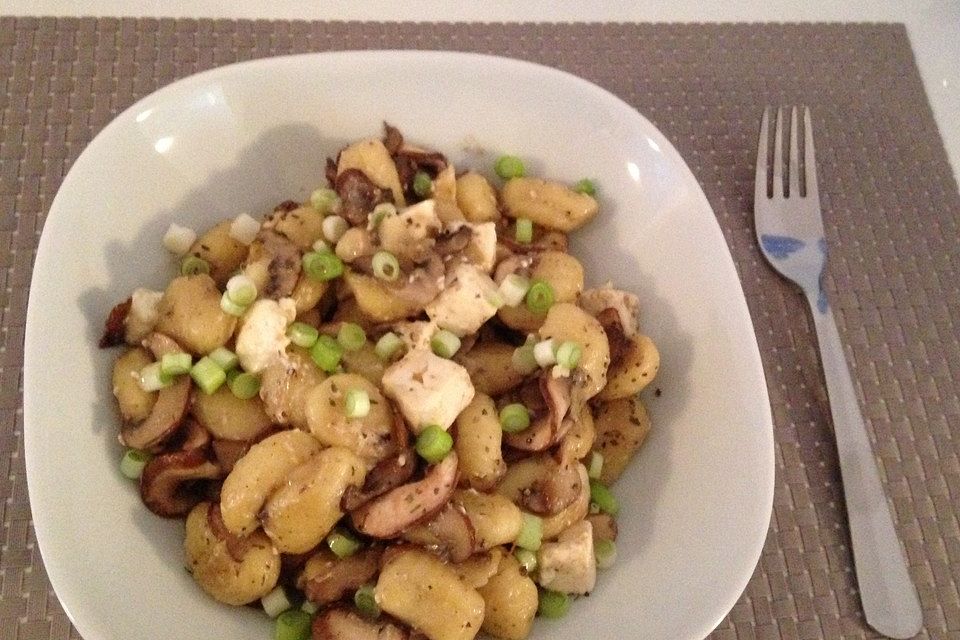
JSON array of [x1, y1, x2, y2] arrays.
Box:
[[755, 107, 923, 638]]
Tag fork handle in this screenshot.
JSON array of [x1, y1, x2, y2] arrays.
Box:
[[806, 293, 923, 638]]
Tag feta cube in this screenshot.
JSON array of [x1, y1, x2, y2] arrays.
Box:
[[536, 520, 596, 595], [425, 263, 501, 337], [381, 348, 475, 433], [235, 298, 296, 373]]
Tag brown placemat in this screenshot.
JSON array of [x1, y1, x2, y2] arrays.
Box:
[[1, 16, 959, 640]]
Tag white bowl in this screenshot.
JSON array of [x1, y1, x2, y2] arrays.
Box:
[[24, 51, 773, 640]]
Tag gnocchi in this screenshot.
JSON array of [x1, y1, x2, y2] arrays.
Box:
[[102, 126, 661, 640]]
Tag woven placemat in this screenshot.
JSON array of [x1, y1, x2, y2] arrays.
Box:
[[2, 16, 959, 640]]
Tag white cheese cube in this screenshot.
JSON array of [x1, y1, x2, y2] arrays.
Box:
[[235, 298, 296, 373], [536, 520, 596, 595], [381, 348, 475, 433], [425, 263, 500, 337]]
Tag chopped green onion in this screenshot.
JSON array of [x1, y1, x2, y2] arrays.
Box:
[[514, 548, 538, 575], [310, 335, 343, 373], [220, 290, 248, 317], [587, 451, 604, 480], [412, 170, 433, 197], [533, 339, 557, 368], [511, 344, 539, 375], [499, 273, 531, 307], [589, 479, 620, 516], [430, 329, 461, 359], [494, 155, 525, 180], [345, 388, 371, 418], [369, 202, 397, 228], [310, 187, 341, 215], [594, 539, 617, 570], [515, 513, 543, 551], [229, 372, 261, 400], [415, 425, 453, 463], [374, 332, 404, 361], [322, 215, 349, 243], [139, 362, 173, 392], [555, 341, 582, 369], [208, 347, 239, 371], [275, 609, 311, 640], [525, 279, 555, 315], [180, 255, 210, 276], [261, 585, 292, 618], [551, 365, 571, 379], [326, 528, 361, 558], [190, 356, 227, 395], [515, 218, 534, 244], [499, 403, 531, 433], [337, 322, 367, 351], [300, 600, 319, 615], [537, 590, 570, 619], [287, 322, 319, 348], [573, 178, 597, 196], [354, 583, 380, 619], [371, 250, 401, 281], [160, 352, 192, 377], [119, 449, 152, 479], [225, 274, 258, 306], [302, 250, 344, 281]]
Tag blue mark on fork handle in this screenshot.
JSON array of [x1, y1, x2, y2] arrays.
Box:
[[760, 234, 805, 259]]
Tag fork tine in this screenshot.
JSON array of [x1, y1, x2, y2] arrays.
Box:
[[772, 107, 784, 198], [755, 107, 769, 202], [803, 107, 819, 200], [788, 106, 800, 198]]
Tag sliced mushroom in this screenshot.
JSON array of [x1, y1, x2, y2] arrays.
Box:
[[247, 229, 302, 299], [119, 374, 191, 451], [312, 607, 410, 640], [350, 452, 459, 538], [207, 502, 258, 562], [586, 513, 619, 543], [140, 449, 221, 518], [210, 438, 253, 475], [340, 448, 417, 511], [99, 298, 131, 348], [401, 501, 476, 562], [393, 146, 448, 203], [171, 417, 211, 451], [596, 307, 631, 368], [503, 372, 573, 452], [433, 226, 472, 256], [298, 547, 382, 606], [142, 331, 185, 358], [336, 168, 393, 226], [517, 458, 583, 516]]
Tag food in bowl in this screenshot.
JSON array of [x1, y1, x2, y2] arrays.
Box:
[[100, 125, 660, 640]]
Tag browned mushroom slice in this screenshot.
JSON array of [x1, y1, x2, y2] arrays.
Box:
[[141, 331, 186, 359], [210, 438, 252, 475], [340, 448, 417, 511], [596, 307, 631, 368], [517, 459, 583, 516], [393, 146, 448, 202], [586, 513, 619, 543], [172, 417, 211, 451], [120, 374, 191, 451], [248, 229, 302, 299], [206, 502, 258, 562], [382, 122, 403, 155], [503, 373, 573, 452], [312, 607, 410, 640], [401, 501, 476, 563], [336, 168, 393, 226], [433, 226, 472, 256], [298, 547, 382, 606], [350, 453, 459, 539], [99, 298, 131, 348], [140, 449, 221, 518]]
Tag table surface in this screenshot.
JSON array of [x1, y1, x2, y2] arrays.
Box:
[[2, 10, 960, 640], [4, 0, 960, 179]]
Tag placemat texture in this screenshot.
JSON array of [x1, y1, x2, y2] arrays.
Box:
[[1, 16, 959, 640]]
